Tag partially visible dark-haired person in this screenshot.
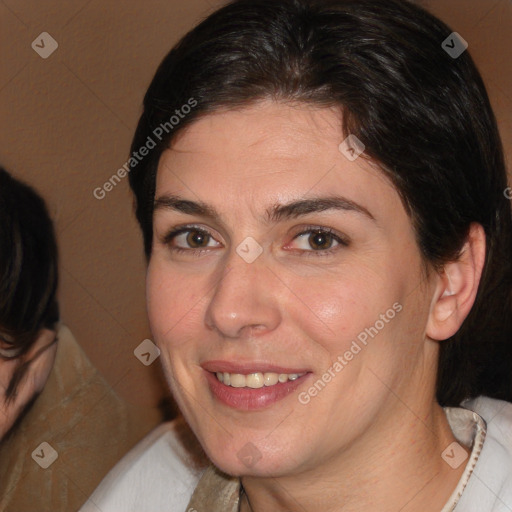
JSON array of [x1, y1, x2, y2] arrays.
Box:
[[0, 166, 59, 440], [0, 168, 161, 511], [81, 0, 512, 511]]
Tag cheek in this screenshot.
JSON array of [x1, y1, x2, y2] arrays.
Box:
[[286, 266, 393, 352], [146, 259, 205, 349]]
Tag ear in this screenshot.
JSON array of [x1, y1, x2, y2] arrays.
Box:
[[426, 223, 486, 341]]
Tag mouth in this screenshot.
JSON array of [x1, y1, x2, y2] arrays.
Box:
[[202, 361, 311, 410], [215, 371, 306, 388]]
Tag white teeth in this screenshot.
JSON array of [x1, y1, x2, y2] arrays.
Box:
[[215, 371, 305, 387], [246, 373, 264, 388], [230, 374, 246, 388], [263, 372, 279, 386]]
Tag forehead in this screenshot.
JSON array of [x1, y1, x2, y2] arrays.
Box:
[[155, 101, 400, 220]]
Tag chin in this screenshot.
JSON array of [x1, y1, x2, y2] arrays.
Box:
[[205, 440, 300, 478]]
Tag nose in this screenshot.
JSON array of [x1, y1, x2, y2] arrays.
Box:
[[204, 251, 281, 339]]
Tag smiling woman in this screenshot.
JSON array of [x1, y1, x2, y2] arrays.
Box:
[[80, 0, 512, 511]]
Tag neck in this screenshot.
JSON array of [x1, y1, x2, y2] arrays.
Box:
[[240, 400, 468, 512]]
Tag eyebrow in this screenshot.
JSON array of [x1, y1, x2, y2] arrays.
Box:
[[153, 194, 375, 223]]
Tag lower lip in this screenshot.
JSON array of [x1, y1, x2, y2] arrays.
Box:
[[204, 371, 310, 411]]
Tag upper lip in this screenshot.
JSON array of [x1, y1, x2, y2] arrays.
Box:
[[201, 360, 310, 374]]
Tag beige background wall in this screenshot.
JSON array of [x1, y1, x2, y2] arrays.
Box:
[[0, 0, 510, 411]]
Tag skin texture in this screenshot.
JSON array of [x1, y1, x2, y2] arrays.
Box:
[[0, 329, 57, 440], [147, 100, 486, 511]]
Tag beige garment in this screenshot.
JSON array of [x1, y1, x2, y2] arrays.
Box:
[[186, 465, 240, 511], [0, 324, 161, 512], [186, 406, 486, 512]]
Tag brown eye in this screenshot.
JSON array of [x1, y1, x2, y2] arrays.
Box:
[[164, 227, 221, 253], [308, 231, 335, 250], [186, 230, 210, 248], [287, 227, 349, 257]]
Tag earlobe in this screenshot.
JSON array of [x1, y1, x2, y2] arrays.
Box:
[[426, 223, 486, 341]]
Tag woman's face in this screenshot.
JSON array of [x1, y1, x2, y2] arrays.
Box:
[[147, 100, 439, 477]]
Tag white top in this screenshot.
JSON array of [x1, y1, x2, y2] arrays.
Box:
[[80, 396, 512, 512]]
